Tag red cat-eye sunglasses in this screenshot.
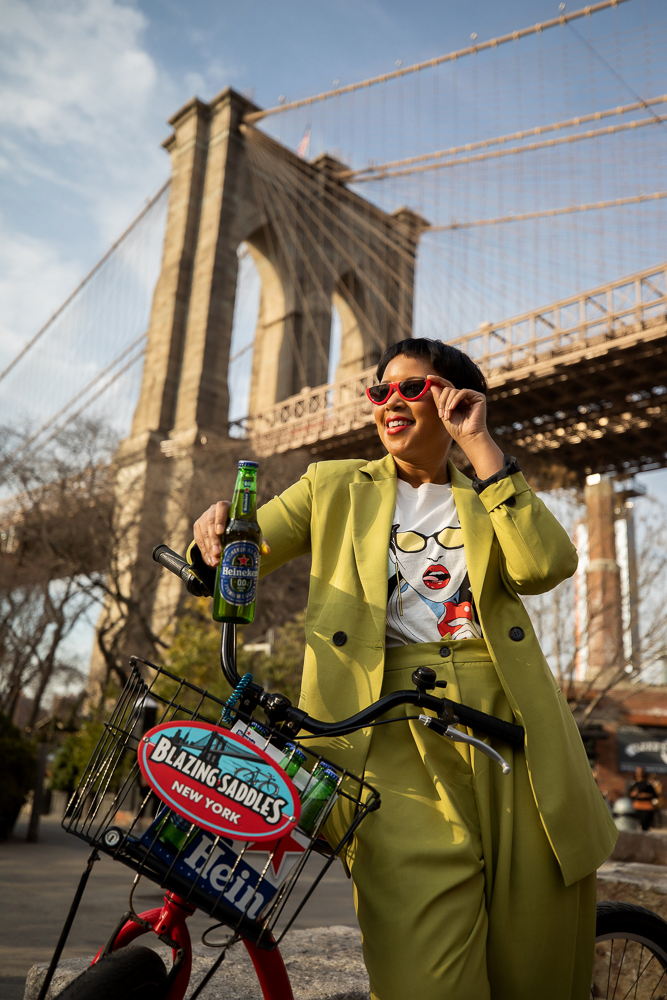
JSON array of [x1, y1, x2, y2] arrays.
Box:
[[365, 377, 433, 405]]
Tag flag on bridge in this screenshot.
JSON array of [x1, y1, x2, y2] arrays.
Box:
[[297, 127, 311, 159]]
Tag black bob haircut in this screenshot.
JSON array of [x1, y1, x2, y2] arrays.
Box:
[[376, 338, 487, 396]]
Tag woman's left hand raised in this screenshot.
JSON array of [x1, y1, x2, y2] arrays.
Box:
[[427, 374, 505, 480], [427, 375, 489, 444]]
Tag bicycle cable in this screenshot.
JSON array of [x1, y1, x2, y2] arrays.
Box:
[[189, 933, 241, 1000], [128, 873, 142, 918], [221, 672, 254, 724], [201, 922, 239, 949], [295, 715, 428, 738]]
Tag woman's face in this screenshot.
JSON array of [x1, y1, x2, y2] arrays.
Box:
[[373, 354, 451, 464]]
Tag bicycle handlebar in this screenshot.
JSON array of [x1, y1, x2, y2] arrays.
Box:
[[286, 690, 524, 747], [152, 544, 211, 598], [152, 544, 525, 749]]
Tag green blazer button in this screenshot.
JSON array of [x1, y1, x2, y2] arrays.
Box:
[[504, 496, 517, 507], [509, 626, 525, 641], [333, 631, 347, 646]]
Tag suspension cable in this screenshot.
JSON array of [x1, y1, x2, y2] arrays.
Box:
[[244, 0, 631, 124]]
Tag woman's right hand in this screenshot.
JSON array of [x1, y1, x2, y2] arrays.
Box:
[[193, 501, 231, 567]]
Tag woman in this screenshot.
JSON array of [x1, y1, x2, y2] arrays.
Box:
[[192, 338, 617, 1000]]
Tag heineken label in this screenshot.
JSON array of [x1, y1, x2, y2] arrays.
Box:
[[241, 487, 252, 514], [220, 540, 259, 606]]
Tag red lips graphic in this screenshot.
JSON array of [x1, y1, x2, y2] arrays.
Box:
[[422, 564, 451, 590]]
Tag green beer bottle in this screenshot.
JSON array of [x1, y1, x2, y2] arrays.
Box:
[[279, 743, 307, 778], [156, 810, 197, 852], [213, 461, 261, 624], [298, 767, 338, 834]]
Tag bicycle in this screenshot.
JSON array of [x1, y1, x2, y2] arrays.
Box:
[[232, 764, 280, 797], [36, 543, 667, 1000]]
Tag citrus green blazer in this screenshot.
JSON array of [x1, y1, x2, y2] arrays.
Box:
[[257, 453, 617, 885]]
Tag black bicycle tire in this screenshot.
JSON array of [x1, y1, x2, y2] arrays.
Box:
[[593, 901, 667, 997], [54, 945, 167, 1000]]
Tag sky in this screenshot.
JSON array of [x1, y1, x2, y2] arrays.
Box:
[[1, 0, 666, 676], [4, 0, 663, 366], [2, 0, 664, 450]]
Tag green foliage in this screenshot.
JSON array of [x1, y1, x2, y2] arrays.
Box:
[[244, 612, 306, 706], [49, 721, 104, 794], [164, 598, 305, 708], [0, 713, 36, 840], [164, 598, 233, 703]]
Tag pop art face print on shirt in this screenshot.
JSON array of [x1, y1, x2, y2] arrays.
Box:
[[386, 480, 482, 647]]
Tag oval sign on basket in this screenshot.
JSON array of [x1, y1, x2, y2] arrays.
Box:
[[138, 721, 300, 841]]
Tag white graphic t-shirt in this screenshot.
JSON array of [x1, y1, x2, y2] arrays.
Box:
[[386, 479, 483, 647]]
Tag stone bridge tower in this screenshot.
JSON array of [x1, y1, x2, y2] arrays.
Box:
[[88, 87, 426, 696]]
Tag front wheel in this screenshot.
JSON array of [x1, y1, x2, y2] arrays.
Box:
[[592, 901, 667, 998], [55, 946, 167, 1000]]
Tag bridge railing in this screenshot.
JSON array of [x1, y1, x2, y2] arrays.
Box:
[[447, 263, 667, 371], [244, 262, 667, 455], [244, 370, 377, 456]]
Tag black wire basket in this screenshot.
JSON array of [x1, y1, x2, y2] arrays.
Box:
[[62, 657, 379, 948]]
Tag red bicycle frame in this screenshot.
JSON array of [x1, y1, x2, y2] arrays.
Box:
[[91, 890, 294, 1000]]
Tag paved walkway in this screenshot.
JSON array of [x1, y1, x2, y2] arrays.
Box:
[[0, 815, 357, 1000]]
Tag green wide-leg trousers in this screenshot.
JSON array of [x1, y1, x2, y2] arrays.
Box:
[[347, 639, 596, 1000]]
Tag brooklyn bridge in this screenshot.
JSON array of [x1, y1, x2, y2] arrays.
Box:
[[1, 0, 665, 697]]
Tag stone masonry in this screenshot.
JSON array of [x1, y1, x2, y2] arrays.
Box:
[[88, 88, 426, 696]]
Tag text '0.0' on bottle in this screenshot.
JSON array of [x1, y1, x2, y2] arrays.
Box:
[[213, 461, 261, 625]]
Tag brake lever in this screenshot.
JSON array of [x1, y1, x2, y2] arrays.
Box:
[[418, 715, 511, 774]]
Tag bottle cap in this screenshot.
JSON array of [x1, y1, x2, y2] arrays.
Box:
[[249, 721, 270, 737], [239, 461, 258, 468], [317, 770, 338, 790], [315, 764, 338, 782]]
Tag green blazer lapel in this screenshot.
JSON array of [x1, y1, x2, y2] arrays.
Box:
[[449, 461, 494, 606], [350, 454, 397, 641]]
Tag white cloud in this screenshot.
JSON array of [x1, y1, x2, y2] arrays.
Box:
[[0, 0, 177, 424], [0, 0, 156, 146], [0, 0, 170, 243], [0, 215, 81, 368]]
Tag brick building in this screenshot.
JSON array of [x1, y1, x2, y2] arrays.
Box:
[[580, 684, 667, 804]]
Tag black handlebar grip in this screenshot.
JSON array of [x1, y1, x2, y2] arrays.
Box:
[[152, 544, 211, 597], [450, 702, 524, 747], [152, 544, 189, 577]]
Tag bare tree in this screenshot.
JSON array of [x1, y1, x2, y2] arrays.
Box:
[[0, 419, 131, 717], [0, 417, 318, 714], [524, 487, 667, 725], [0, 579, 91, 727]]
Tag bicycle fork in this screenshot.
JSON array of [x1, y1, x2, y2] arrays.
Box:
[[93, 890, 294, 1000]]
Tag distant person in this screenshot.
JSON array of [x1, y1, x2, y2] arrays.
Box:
[[651, 775, 664, 827], [628, 766, 658, 831]]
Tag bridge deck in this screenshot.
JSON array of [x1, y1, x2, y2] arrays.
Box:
[[243, 263, 667, 477]]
